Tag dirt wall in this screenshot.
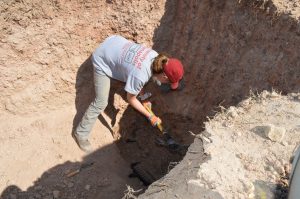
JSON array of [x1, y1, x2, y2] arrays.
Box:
[[0, 0, 300, 198], [0, 0, 166, 116], [152, 0, 300, 125], [1, 0, 299, 122]]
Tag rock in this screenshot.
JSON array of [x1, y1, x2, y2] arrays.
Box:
[[261, 90, 269, 99], [269, 91, 280, 98], [260, 124, 285, 142], [284, 164, 291, 174], [195, 133, 212, 143], [281, 141, 288, 146], [270, 174, 277, 180], [53, 190, 60, 198], [227, 106, 238, 118], [85, 184, 91, 191], [278, 166, 285, 175], [67, 182, 74, 188], [248, 193, 255, 198], [245, 183, 255, 193], [240, 98, 251, 107], [236, 131, 242, 136], [237, 193, 245, 199], [265, 165, 274, 171], [290, 94, 300, 101]]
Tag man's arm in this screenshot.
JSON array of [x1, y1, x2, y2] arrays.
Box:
[[127, 92, 162, 126]]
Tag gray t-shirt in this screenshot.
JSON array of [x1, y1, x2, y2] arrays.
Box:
[[92, 35, 158, 95]]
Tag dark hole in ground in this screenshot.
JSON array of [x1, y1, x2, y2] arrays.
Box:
[[115, 105, 203, 189]]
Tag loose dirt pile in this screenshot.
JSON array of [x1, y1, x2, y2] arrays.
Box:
[[0, 0, 299, 198], [140, 91, 300, 198]]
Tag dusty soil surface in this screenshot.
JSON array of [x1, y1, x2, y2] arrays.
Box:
[[140, 92, 300, 199], [0, 0, 300, 199]]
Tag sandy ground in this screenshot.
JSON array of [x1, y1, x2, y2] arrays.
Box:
[[0, 106, 142, 199]]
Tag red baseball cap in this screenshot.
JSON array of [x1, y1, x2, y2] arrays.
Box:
[[163, 58, 184, 89]]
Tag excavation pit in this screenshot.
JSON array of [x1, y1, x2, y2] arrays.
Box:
[[0, 0, 299, 198], [115, 110, 203, 186]]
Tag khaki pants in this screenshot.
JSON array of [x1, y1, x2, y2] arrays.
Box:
[[75, 66, 110, 140]]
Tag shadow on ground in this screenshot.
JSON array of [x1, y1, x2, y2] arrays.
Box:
[[0, 56, 141, 199], [0, 143, 142, 199]]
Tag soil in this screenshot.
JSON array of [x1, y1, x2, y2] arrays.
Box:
[[116, 109, 198, 185], [0, 0, 300, 199], [140, 92, 300, 199]]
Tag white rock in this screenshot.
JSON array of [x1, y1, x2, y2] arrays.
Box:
[[270, 174, 277, 180], [245, 183, 255, 193], [227, 106, 238, 118], [195, 134, 211, 143], [248, 193, 255, 198], [187, 179, 205, 193], [260, 124, 285, 142], [270, 91, 280, 98], [240, 99, 251, 107], [261, 90, 269, 99], [236, 131, 242, 136], [281, 141, 288, 146], [278, 166, 285, 175], [265, 165, 274, 171]]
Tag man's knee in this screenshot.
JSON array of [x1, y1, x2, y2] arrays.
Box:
[[93, 99, 108, 111]]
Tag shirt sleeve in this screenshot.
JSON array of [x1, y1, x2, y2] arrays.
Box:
[[125, 75, 144, 95]]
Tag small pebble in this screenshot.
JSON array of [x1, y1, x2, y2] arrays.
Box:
[[85, 184, 91, 191], [248, 193, 255, 198], [281, 141, 288, 146]]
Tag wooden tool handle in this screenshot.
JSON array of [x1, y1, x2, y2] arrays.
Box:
[[66, 169, 80, 177], [144, 105, 163, 132]]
